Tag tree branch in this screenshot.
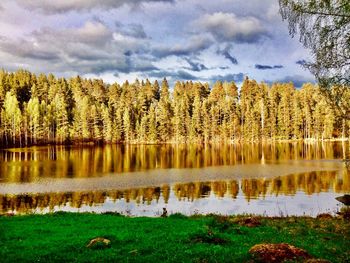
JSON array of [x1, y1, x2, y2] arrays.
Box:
[[297, 8, 350, 18]]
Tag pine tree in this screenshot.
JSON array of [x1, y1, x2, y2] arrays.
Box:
[[101, 105, 113, 142], [123, 107, 132, 143], [27, 97, 42, 144], [2, 92, 22, 145], [53, 94, 70, 144], [157, 78, 172, 142], [148, 103, 158, 143]]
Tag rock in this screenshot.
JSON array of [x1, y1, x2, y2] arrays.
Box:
[[335, 195, 350, 206], [249, 243, 311, 263], [86, 237, 111, 249], [316, 213, 333, 219]]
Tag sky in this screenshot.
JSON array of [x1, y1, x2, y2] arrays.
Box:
[[0, 0, 315, 87]]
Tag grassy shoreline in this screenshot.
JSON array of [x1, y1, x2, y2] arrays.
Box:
[[1, 212, 349, 262]]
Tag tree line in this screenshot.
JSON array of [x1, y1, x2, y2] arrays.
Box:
[[0, 69, 349, 146]]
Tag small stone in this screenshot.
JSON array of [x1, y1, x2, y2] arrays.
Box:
[[86, 237, 111, 248], [249, 243, 311, 263]]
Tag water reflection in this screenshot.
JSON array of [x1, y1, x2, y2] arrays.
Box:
[[1, 170, 349, 215], [0, 142, 348, 183]]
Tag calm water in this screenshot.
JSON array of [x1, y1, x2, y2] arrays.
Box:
[[0, 142, 349, 216]]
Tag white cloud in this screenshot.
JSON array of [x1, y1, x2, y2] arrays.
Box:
[[193, 12, 268, 43]]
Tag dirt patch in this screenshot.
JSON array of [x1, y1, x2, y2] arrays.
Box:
[[237, 217, 261, 227], [190, 229, 228, 245], [316, 213, 333, 220], [249, 243, 311, 263]]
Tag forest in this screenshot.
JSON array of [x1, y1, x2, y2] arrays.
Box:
[[0, 69, 349, 147]]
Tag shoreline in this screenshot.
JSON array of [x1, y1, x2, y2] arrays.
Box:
[[1, 138, 350, 150]]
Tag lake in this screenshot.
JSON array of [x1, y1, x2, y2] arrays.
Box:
[[0, 142, 349, 216]]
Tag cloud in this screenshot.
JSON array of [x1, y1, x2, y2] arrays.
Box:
[[296, 59, 307, 66], [0, 36, 59, 61], [123, 56, 159, 73], [209, 73, 245, 83], [115, 22, 147, 39], [0, 21, 154, 75], [193, 12, 268, 43], [183, 58, 208, 72], [265, 75, 316, 88], [13, 0, 174, 14], [222, 51, 238, 65], [41, 21, 112, 46], [255, 64, 283, 70], [217, 45, 238, 65], [152, 35, 213, 58], [148, 70, 197, 80]]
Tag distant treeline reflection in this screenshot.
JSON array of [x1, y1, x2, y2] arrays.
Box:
[[0, 142, 347, 183], [1, 170, 349, 214]]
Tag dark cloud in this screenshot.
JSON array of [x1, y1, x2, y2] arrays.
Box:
[[222, 51, 238, 65], [0, 36, 59, 61], [217, 45, 238, 65], [265, 75, 315, 88], [115, 22, 148, 39], [152, 35, 213, 58], [209, 73, 245, 83], [194, 12, 269, 43], [183, 58, 208, 72], [13, 0, 175, 14], [176, 70, 197, 80], [124, 50, 132, 56], [148, 70, 197, 80], [255, 64, 283, 70], [296, 59, 307, 66]]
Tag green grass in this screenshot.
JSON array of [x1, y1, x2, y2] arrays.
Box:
[[1, 212, 349, 262]]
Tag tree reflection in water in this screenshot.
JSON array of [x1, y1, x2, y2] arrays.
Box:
[[0, 142, 347, 183], [1, 170, 349, 215]]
